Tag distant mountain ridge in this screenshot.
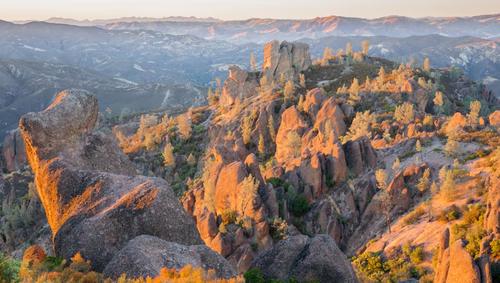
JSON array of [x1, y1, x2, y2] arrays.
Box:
[[107, 14, 500, 43]]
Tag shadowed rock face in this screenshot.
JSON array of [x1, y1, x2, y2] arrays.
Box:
[[103, 235, 236, 279], [19, 89, 203, 271], [262, 40, 312, 81], [251, 235, 358, 283]]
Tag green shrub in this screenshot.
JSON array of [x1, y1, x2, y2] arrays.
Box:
[[0, 253, 20, 283], [409, 246, 424, 264], [491, 239, 500, 259], [462, 204, 485, 225], [438, 205, 461, 222], [220, 210, 237, 226], [289, 195, 310, 217], [267, 178, 284, 188], [244, 268, 265, 283], [403, 206, 426, 225]]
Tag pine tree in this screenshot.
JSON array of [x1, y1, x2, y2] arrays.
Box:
[[286, 131, 302, 159], [444, 138, 459, 157], [362, 40, 370, 56], [441, 170, 456, 201], [433, 91, 444, 114], [343, 111, 373, 142], [322, 47, 333, 65], [423, 57, 431, 72], [348, 78, 360, 104], [162, 142, 176, 167], [394, 102, 415, 124], [177, 114, 192, 140], [467, 100, 481, 129], [346, 42, 353, 56], [375, 169, 388, 190], [241, 114, 253, 146], [417, 168, 431, 193], [378, 67, 386, 85]]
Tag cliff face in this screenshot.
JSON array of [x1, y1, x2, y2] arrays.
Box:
[[18, 89, 235, 278]]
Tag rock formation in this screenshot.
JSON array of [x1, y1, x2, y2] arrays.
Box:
[[251, 235, 358, 283], [262, 40, 312, 81], [219, 66, 259, 107], [434, 228, 483, 283], [103, 235, 236, 279], [1, 129, 27, 172], [19, 89, 234, 276]]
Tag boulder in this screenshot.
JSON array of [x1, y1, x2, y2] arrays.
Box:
[[251, 235, 358, 283], [220, 66, 259, 107], [103, 235, 236, 279], [488, 110, 500, 129], [19, 89, 202, 271], [434, 228, 482, 283], [262, 41, 311, 81], [344, 137, 377, 176], [275, 106, 307, 164]]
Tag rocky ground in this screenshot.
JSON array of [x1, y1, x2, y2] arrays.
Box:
[[0, 40, 499, 282]]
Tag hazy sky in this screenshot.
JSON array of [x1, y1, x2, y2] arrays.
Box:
[[1, 0, 499, 21]]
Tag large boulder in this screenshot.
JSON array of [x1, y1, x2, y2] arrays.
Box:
[[251, 235, 358, 283], [19, 89, 202, 271], [434, 228, 482, 283], [262, 41, 311, 81], [488, 110, 500, 129], [220, 66, 259, 107], [103, 235, 236, 279], [275, 106, 307, 165], [344, 137, 377, 176]]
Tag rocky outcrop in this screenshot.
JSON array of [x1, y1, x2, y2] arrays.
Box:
[[484, 175, 499, 236], [1, 129, 27, 172], [103, 235, 236, 279], [19, 89, 204, 273], [275, 106, 307, 165], [344, 137, 377, 176], [489, 110, 500, 129], [220, 66, 259, 107], [262, 41, 311, 81], [435, 228, 482, 283], [251, 235, 358, 283]]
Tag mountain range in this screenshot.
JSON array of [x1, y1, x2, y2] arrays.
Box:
[[0, 14, 499, 138]]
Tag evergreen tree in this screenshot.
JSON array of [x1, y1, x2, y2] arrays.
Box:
[[467, 100, 481, 129], [362, 40, 370, 56], [423, 57, 431, 72], [433, 91, 444, 114], [394, 102, 415, 124], [346, 42, 353, 56], [162, 142, 176, 167]]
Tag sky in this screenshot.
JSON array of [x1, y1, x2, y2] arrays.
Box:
[[1, 0, 499, 21]]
